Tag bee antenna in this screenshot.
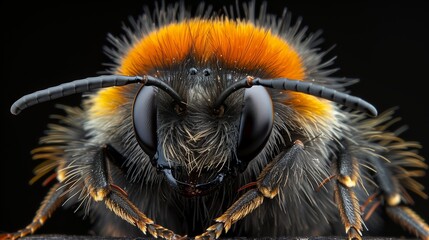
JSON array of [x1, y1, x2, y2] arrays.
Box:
[[214, 76, 377, 117], [10, 75, 184, 115]]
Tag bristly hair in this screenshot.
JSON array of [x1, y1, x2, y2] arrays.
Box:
[[30, 105, 95, 216], [358, 108, 428, 201], [30, 105, 87, 185], [156, 71, 243, 174], [102, 0, 356, 91]]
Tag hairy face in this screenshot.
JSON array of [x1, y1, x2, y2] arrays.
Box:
[[156, 66, 244, 183]]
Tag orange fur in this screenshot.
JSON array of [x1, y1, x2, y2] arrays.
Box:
[[90, 19, 331, 118]]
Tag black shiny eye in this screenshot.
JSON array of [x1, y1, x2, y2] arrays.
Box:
[[237, 86, 274, 162], [132, 86, 157, 158]]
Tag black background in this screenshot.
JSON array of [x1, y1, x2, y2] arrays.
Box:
[[1, 0, 428, 238]]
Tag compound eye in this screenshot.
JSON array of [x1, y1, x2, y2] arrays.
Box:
[[237, 86, 274, 162], [132, 86, 157, 158]]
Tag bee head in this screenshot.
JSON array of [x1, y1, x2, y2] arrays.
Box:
[[132, 67, 274, 197]]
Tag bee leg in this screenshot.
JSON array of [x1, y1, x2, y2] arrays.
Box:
[[368, 156, 429, 240], [195, 140, 305, 240], [334, 182, 363, 240], [0, 182, 66, 240], [333, 141, 363, 240], [385, 206, 429, 240], [87, 145, 185, 240]]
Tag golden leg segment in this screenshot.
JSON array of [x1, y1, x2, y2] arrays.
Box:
[[0, 183, 65, 240], [195, 140, 305, 240]]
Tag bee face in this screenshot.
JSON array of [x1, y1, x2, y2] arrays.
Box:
[[131, 67, 274, 197]]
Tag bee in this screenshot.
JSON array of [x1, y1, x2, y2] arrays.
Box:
[[2, 1, 429, 240]]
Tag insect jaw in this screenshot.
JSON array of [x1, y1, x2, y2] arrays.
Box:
[[152, 146, 243, 198], [161, 168, 228, 198]]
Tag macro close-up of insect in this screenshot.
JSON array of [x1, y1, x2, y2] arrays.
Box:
[[1, 1, 429, 240]]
